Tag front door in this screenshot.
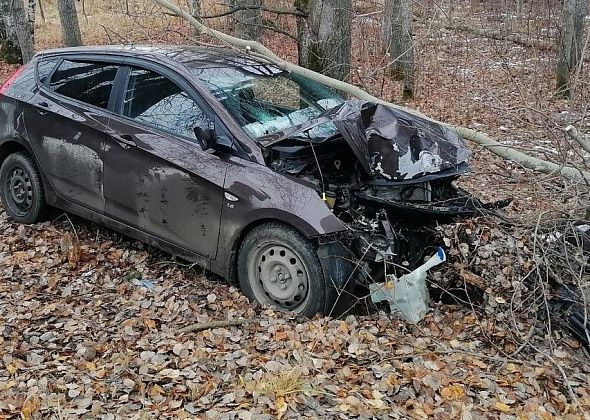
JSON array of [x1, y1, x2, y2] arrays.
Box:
[[103, 66, 227, 259]]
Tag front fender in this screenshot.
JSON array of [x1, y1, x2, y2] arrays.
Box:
[[211, 156, 347, 279]]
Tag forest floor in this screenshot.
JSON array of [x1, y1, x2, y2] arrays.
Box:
[[1, 1, 590, 418]]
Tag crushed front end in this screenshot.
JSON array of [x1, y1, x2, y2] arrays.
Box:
[[260, 101, 510, 282]]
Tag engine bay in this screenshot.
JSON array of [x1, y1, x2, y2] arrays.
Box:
[[260, 101, 511, 282]]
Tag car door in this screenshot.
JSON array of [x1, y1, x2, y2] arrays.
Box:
[[103, 65, 228, 259], [25, 57, 120, 212]]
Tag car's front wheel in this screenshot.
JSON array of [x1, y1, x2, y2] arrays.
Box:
[[0, 152, 48, 224], [237, 223, 334, 316]]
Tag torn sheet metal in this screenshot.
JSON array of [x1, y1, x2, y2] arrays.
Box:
[[259, 101, 472, 182], [327, 102, 471, 181], [370, 247, 446, 323]]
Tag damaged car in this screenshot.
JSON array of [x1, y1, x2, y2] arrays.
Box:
[[0, 45, 507, 316]]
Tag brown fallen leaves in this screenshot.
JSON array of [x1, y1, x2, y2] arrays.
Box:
[[1, 208, 590, 418]]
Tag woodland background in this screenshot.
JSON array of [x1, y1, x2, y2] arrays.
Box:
[[1, 0, 590, 418]]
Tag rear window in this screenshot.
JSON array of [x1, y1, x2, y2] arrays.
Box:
[[48, 60, 119, 109]]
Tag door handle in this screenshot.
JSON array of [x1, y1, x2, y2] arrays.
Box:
[[113, 134, 136, 148], [35, 101, 50, 115]]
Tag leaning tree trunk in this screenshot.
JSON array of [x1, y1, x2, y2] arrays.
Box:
[[57, 0, 82, 47], [383, 0, 415, 99], [556, 0, 588, 97], [151, 0, 590, 184], [233, 0, 262, 41], [298, 0, 352, 82]]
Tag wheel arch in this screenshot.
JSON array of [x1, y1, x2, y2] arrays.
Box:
[[0, 139, 32, 166], [225, 217, 315, 284], [0, 138, 56, 202]]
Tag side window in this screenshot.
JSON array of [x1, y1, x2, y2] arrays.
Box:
[[49, 60, 119, 109], [37, 58, 60, 85], [123, 67, 212, 139]]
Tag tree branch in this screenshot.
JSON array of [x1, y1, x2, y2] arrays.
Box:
[[152, 0, 590, 184], [200, 5, 307, 19], [178, 319, 256, 334], [565, 125, 590, 154]]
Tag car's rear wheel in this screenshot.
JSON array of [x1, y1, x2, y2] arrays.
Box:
[[237, 223, 332, 316], [0, 152, 47, 224]]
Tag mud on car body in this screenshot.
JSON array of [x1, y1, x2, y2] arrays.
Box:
[[0, 45, 508, 316]]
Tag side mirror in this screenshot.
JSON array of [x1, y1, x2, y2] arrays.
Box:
[[194, 126, 217, 151]]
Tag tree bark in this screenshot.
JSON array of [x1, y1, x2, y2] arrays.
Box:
[[57, 0, 82, 47], [151, 0, 590, 184], [297, 0, 352, 81], [383, 0, 415, 99], [556, 0, 588, 97], [233, 0, 262, 40], [1, 0, 35, 62]]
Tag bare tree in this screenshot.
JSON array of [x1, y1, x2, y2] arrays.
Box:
[[0, 0, 35, 63], [556, 0, 588, 97], [297, 0, 352, 81], [383, 0, 415, 99], [57, 0, 82, 47], [233, 0, 262, 41]]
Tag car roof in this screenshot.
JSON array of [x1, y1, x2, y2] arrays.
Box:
[[36, 44, 276, 70]]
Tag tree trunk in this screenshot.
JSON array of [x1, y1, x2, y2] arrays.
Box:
[[556, 0, 587, 97], [233, 0, 262, 41], [383, 0, 415, 99], [57, 0, 82, 47], [0, 0, 35, 63], [298, 0, 352, 82], [26, 0, 36, 45]]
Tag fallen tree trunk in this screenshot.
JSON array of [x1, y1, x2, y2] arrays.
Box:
[[439, 21, 556, 53], [153, 0, 590, 184]]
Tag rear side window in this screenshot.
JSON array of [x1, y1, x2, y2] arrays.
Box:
[[122, 67, 212, 139], [49, 60, 119, 109], [37, 58, 59, 85]]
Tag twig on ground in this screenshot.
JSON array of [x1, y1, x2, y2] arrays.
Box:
[[178, 319, 257, 334]]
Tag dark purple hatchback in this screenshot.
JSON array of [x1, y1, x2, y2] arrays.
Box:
[[0, 45, 505, 315]]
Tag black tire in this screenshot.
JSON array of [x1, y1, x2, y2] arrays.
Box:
[[237, 223, 334, 317], [0, 152, 47, 224]]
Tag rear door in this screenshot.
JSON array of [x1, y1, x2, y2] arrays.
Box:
[[26, 58, 120, 212], [103, 64, 228, 259]]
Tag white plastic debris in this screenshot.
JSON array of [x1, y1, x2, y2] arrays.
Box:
[[370, 247, 446, 324]]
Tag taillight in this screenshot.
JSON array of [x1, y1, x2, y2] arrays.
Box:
[[0, 65, 26, 97]]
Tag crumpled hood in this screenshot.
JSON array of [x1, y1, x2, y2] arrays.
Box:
[[260, 101, 472, 181]]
